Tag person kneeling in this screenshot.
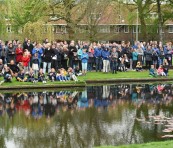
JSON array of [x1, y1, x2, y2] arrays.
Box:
[[136, 61, 143, 72], [68, 67, 78, 82], [38, 69, 46, 83], [48, 68, 56, 82], [157, 65, 166, 76], [3, 66, 13, 82], [16, 69, 27, 82], [149, 65, 157, 77]]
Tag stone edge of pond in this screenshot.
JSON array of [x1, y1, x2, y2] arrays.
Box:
[[0, 78, 172, 90], [86, 78, 173, 83], [0, 83, 86, 90]]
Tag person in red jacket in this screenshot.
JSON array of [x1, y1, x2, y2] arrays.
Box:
[[15, 43, 23, 64], [22, 50, 31, 73]]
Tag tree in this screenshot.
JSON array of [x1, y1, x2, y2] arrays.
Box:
[[82, 0, 112, 42], [10, 0, 47, 33], [0, 0, 9, 39], [47, 0, 88, 40], [125, 0, 154, 41]]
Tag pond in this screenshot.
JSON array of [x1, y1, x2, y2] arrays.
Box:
[[0, 83, 173, 148]]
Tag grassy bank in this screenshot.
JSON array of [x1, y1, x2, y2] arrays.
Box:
[[78, 70, 173, 81], [0, 70, 173, 88], [97, 141, 173, 148]]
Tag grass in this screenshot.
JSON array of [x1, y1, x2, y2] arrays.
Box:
[[0, 70, 173, 87], [96, 141, 173, 148], [78, 70, 173, 81]]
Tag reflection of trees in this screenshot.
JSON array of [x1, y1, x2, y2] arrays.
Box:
[[2, 84, 173, 147]]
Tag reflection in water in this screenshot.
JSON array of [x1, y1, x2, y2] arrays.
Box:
[[0, 83, 173, 147]]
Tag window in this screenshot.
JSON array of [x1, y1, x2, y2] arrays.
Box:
[[133, 25, 141, 33], [77, 26, 87, 33], [61, 26, 67, 33], [98, 26, 110, 33], [124, 26, 129, 33], [157, 28, 164, 33], [149, 13, 158, 19], [114, 26, 120, 33], [168, 25, 173, 33], [6, 25, 11, 33]]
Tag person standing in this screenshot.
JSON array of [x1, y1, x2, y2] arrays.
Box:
[[68, 42, 77, 68], [23, 39, 34, 53], [15, 43, 23, 64], [145, 46, 153, 69], [43, 43, 55, 74], [94, 44, 102, 72], [111, 47, 118, 74], [32, 43, 43, 68], [6, 43, 15, 63], [81, 48, 89, 75], [101, 47, 110, 73]]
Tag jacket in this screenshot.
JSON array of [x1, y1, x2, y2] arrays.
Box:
[[94, 48, 102, 58], [101, 49, 110, 60]]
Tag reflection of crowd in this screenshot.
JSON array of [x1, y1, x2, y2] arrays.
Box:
[[0, 83, 172, 119]]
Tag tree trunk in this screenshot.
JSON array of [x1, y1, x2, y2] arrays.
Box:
[[156, 0, 163, 42], [66, 24, 75, 40], [140, 17, 147, 41]]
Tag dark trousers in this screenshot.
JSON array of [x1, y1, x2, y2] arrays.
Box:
[[95, 57, 102, 72], [146, 61, 153, 69]]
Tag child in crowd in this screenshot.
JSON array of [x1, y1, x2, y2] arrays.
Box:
[[48, 68, 56, 81], [22, 50, 31, 74], [149, 65, 157, 77], [124, 54, 129, 70], [136, 61, 143, 72], [56, 69, 65, 81], [60, 68, 69, 81], [32, 53, 39, 77], [87, 47, 94, 71], [74, 66, 82, 76], [81, 48, 89, 75], [17, 62, 24, 71], [111, 47, 118, 74], [68, 67, 78, 82], [16, 69, 27, 82], [157, 65, 166, 76], [163, 59, 169, 76], [27, 68, 37, 83], [38, 69, 46, 83], [118, 56, 126, 72]]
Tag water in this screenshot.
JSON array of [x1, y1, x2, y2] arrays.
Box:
[[0, 83, 173, 148]]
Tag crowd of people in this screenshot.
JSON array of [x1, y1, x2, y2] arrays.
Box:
[[0, 39, 172, 83]]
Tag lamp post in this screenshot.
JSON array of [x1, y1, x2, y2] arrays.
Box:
[[136, 7, 139, 41]]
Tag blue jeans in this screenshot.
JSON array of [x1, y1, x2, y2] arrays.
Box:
[[111, 60, 117, 71], [43, 62, 51, 74]]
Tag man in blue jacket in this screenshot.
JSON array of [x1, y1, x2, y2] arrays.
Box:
[[94, 44, 102, 72], [101, 47, 110, 73]]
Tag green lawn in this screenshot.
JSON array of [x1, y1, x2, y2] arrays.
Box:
[[0, 70, 173, 87], [96, 141, 173, 148], [78, 70, 173, 81]]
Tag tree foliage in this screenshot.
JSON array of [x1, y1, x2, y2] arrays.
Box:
[[23, 21, 53, 42], [10, 0, 48, 33]]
